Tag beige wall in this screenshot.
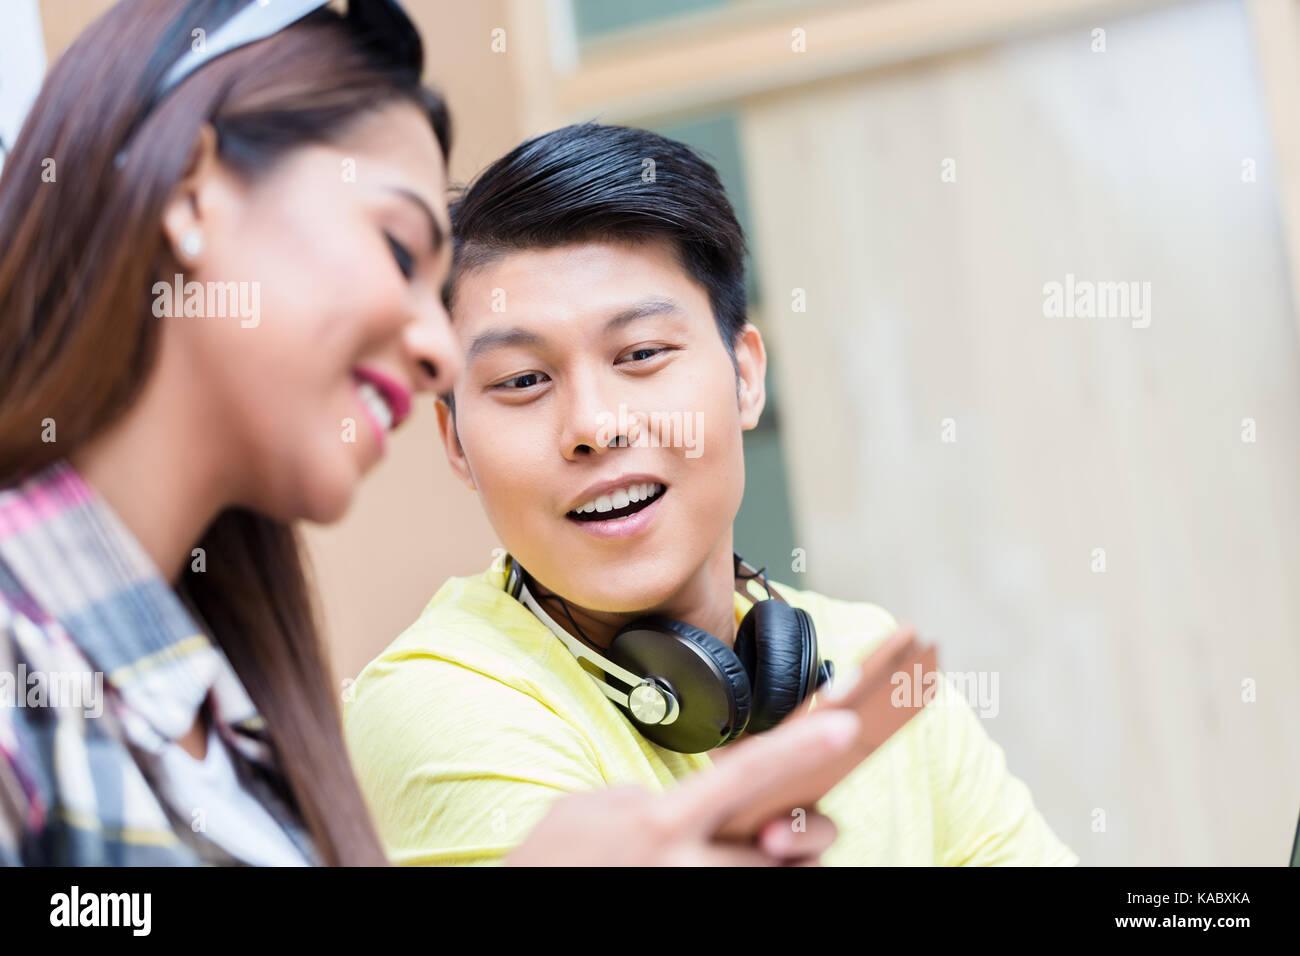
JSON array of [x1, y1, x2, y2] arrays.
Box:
[[738, 0, 1300, 865], [39, 0, 115, 62]]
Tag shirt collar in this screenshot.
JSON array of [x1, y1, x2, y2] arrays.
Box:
[[0, 459, 258, 749]]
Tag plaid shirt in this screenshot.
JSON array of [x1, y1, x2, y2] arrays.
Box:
[[0, 459, 320, 865]]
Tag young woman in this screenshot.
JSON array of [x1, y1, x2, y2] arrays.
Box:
[[0, 0, 858, 866]]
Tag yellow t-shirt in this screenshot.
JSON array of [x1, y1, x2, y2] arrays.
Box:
[[343, 562, 1079, 866]]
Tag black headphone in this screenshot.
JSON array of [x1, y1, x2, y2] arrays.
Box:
[[505, 553, 834, 754]]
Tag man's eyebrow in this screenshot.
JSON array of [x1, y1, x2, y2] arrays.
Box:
[[603, 298, 683, 334], [385, 186, 448, 252], [465, 299, 684, 365], [466, 327, 546, 365]]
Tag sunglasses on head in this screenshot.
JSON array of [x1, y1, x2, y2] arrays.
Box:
[[157, 0, 422, 97], [117, 0, 422, 166]]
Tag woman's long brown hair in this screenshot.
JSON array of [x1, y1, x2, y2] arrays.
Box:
[[0, 0, 451, 866]]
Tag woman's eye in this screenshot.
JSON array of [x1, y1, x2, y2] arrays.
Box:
[[385, 233, 416, 280], [496, 372, 549, 390], [621, 347, 665, 363]]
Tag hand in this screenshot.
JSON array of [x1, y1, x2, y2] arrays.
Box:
[[505, 708, 861, 866], [715, 624, 939, 839]]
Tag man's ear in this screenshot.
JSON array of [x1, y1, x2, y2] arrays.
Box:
[[436, 398, 477, 491], [733, 323, 767, 430], [159, 123, 227, 267]]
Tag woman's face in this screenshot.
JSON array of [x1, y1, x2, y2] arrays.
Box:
[[159, 100, 458, 523]]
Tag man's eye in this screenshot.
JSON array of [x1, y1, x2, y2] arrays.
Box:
[[621, 347, 666, 363], [385, 233, 416, 279], [496, 372, 549, 390]]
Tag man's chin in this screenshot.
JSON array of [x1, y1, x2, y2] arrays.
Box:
[[537, 566, 685, 617]]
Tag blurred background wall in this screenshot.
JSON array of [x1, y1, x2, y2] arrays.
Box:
[[16, 0, 1300, 865]]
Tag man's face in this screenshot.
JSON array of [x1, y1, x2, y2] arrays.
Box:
[[438, 238, 766, 613]]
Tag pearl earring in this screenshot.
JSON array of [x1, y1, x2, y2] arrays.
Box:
[[180, 229, 203, 260]]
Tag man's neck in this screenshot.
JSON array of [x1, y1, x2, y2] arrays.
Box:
[[527, 538, 740, 652]]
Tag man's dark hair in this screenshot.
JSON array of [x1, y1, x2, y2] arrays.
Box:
[[442, 123, 748, 409]]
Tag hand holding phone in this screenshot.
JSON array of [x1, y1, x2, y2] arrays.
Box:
[[507, 708, 861, 866], [715, 625, 939, 840]]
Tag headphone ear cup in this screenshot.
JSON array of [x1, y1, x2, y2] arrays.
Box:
[[608, 615, 752, 752], [734, 600, 818, 733]]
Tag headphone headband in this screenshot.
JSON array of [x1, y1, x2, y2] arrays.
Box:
[[733, 554, 787, 606]]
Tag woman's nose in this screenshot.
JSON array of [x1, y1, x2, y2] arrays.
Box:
[[404, 298, 463, 395]]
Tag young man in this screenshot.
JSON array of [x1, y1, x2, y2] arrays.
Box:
[[343, 123, 1078, 866]]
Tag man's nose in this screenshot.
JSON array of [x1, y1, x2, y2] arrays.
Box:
[[559, 370, 644, 460]]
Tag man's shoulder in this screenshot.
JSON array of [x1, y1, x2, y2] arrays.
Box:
[[344, 566, 566, 728], [341, 566, 604, 794], [360, 568, 544, 671]]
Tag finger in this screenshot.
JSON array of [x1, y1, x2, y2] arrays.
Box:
[[758, 811, 838, 862], [861, 625, 921, 680], [784, 626, 922, 724], [816, 626, 919, 707], [661, 709, 860, 837], [688, 843, 784, 867]]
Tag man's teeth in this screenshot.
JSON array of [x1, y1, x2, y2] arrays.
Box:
[[573, 482, 663, 515], [358, 381, 394, 432]]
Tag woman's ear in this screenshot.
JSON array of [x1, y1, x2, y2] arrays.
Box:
[[733, 323, 768, 430], [159, 123, 224, 267], [436, 398, 477, 491]]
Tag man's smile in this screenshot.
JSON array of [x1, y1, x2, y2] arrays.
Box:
[[564, 473, 670, 538]]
